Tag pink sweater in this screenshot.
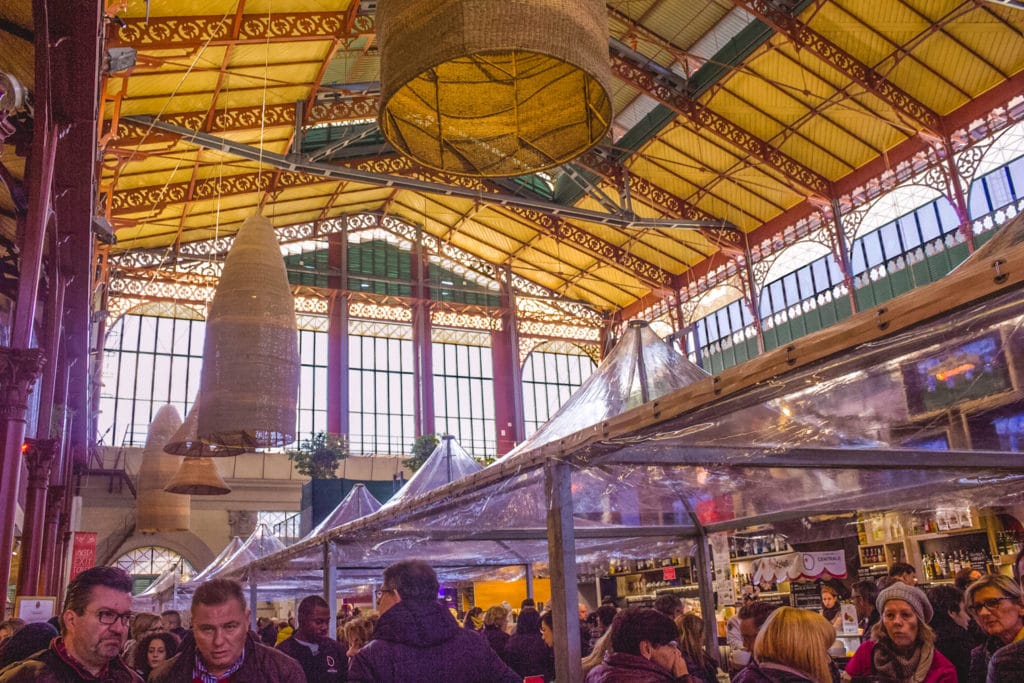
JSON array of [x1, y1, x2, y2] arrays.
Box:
[[845, 640, 957, 683]]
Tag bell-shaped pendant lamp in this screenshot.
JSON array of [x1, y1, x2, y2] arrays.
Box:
[[164, 403, 248, 458], [195, 214, 300, 449], [378, 0, 612, 177], [164, 457, 231, 496], [137, 405, 190, 532]]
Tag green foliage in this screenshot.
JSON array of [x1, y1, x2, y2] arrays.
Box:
[[287, 431, 348, 479], [404, 433, 439, 473]]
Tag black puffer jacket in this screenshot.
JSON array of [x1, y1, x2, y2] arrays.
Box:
[[148, 632, 304, 683], [348, 600, 520, 683]]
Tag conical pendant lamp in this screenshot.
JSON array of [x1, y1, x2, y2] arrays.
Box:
[[378, 0, 612, 177], [164, 457, 231, 496], [137, 405, 190, 532], [164, 403, 247, 458], [196, 214, 300, 449]]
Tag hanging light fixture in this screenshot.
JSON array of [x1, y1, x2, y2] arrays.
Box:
[[195, 214, 300, 449], [136, 405, 190, 532], [378, 0, 613, 177], [164, 403, 248, 458], [164, 457, 231, 496]]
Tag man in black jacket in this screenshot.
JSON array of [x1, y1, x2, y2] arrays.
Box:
[[277, 595, 346, 682], [0, 566, 141, 683], [348, 559, 520, 683], [149, 578, 303, 683]]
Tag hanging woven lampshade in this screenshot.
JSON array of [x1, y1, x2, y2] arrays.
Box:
[[164, 457, 231, 496], [136, 405, 190, 532], [164, 403, 247, 457], [378, 0, 613, 177], [196, 214, 300, 449]]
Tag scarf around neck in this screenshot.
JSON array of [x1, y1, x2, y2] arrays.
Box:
[[871, 636, 933, 683]]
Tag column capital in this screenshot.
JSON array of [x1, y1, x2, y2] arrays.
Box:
[[0, 347, 46, 417], [23, 438, 58, 487]]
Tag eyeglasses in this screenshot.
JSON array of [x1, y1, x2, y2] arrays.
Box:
[[967, 596, 1016, 615], [375, 588, 395, 600], [92, 609, 132, 626]]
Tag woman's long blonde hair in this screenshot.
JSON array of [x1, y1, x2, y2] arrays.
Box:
[[753, 607, 835, 683]]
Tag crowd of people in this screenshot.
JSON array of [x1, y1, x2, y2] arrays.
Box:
[[0, 549, 1019, 682]]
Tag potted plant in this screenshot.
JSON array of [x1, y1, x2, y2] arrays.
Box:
[[404, 433, 439, 473], [287, 431, 348, 479], [290, 432, 349, 534]]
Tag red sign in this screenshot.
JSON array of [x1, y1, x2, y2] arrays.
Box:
[[69, 532, 98, 580], [663, 566, 676, 581]]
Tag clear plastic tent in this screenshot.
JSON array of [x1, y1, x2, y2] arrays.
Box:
[[508, 320, 708, 455], [307, 482, 382, 539], [131, 562, 185, 611], [134, 536, 244, 609], [381, 436, 482, 509], [178, 525, 285, 598], [239, 237, 1024, 588]]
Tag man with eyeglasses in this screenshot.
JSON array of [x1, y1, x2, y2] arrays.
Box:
[[986, 547, 1024, 682], [0, 566, 142, 682], [348, 559, 520, 682], [849, 579, 880, 642]]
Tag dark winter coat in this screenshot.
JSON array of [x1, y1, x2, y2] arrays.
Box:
[[276, 634, 347, 682], [347, 600, 520, 683], [682, 651, 720, 683], [986, 637, 1024, 682], [148, 631, 304, 683], [584, 652, 689, 682], [969, 634, 1018, 683], [732, 660, 815, 683], [931, 615, 972, 683], [0, 638, 142, 683], [481, 624, 509, 660], [504, 632, 554, 680]]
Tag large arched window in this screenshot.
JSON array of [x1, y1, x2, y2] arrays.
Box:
[[112, 546, 195, 592], [432, 332, 496, 456], [349, 324, 416, 455], [522, 342, 596, 438]]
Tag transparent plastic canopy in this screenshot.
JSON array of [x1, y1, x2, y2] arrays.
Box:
[[307, 483, 382, 539], [382, 436, 483, 509], [236, 230, 1024, 597]]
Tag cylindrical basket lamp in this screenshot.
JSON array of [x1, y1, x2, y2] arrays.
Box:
[[196, 214, 300, 449], [164, 403, 248, 458], [378, 0, 613, 177], [136, 405, 190, 532]]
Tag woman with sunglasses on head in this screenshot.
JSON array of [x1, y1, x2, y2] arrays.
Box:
[[844, 583, 956, 683], [963, 574, 1024, 683]]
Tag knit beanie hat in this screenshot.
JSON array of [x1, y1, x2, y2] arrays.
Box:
[[876, 582, 933, 623]]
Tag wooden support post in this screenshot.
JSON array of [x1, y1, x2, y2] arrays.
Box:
[[323, 542, 338, 640], [545, 460, 582, 683]]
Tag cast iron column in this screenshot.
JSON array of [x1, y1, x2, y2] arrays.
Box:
[[491, 266, 524, 455], [16, 438, 56, 596], [327, 233, 349, 438]]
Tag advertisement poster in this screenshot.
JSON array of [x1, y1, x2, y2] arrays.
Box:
[[751, 550, 847, 585], [709, 532, 735, 606], [69, 532, 98, 580]]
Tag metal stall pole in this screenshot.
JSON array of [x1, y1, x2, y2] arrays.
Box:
[[525, 563, 534, 600], [694, 529, 721, 664], [371, 582, 378, 612], [545, 460, 582, 682], [249, 575, 259, 632], [323, 543, 338, 640]]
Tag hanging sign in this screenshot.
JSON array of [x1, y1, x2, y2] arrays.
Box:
[[752, 550, 846, 585], [69, 532, 98, 581], [709, 532, 735, 606]]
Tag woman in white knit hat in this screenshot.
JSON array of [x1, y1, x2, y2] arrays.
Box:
[[843, 583, 956, 682]]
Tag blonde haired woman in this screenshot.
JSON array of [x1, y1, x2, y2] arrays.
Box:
[[733, 607, 836, 683]]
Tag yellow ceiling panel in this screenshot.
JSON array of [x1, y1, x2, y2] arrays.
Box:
[[228, 42, 337, 68]]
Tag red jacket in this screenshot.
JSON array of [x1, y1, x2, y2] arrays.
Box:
[[845, 639, 957, 683]]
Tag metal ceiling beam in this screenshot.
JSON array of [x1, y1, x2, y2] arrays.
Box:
[[608, 45, 834, 199], [734, 0, 942, 133], [107, 11, 374, 49], [587, 445, 1024, 471], [576, 150, 746, 257]]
